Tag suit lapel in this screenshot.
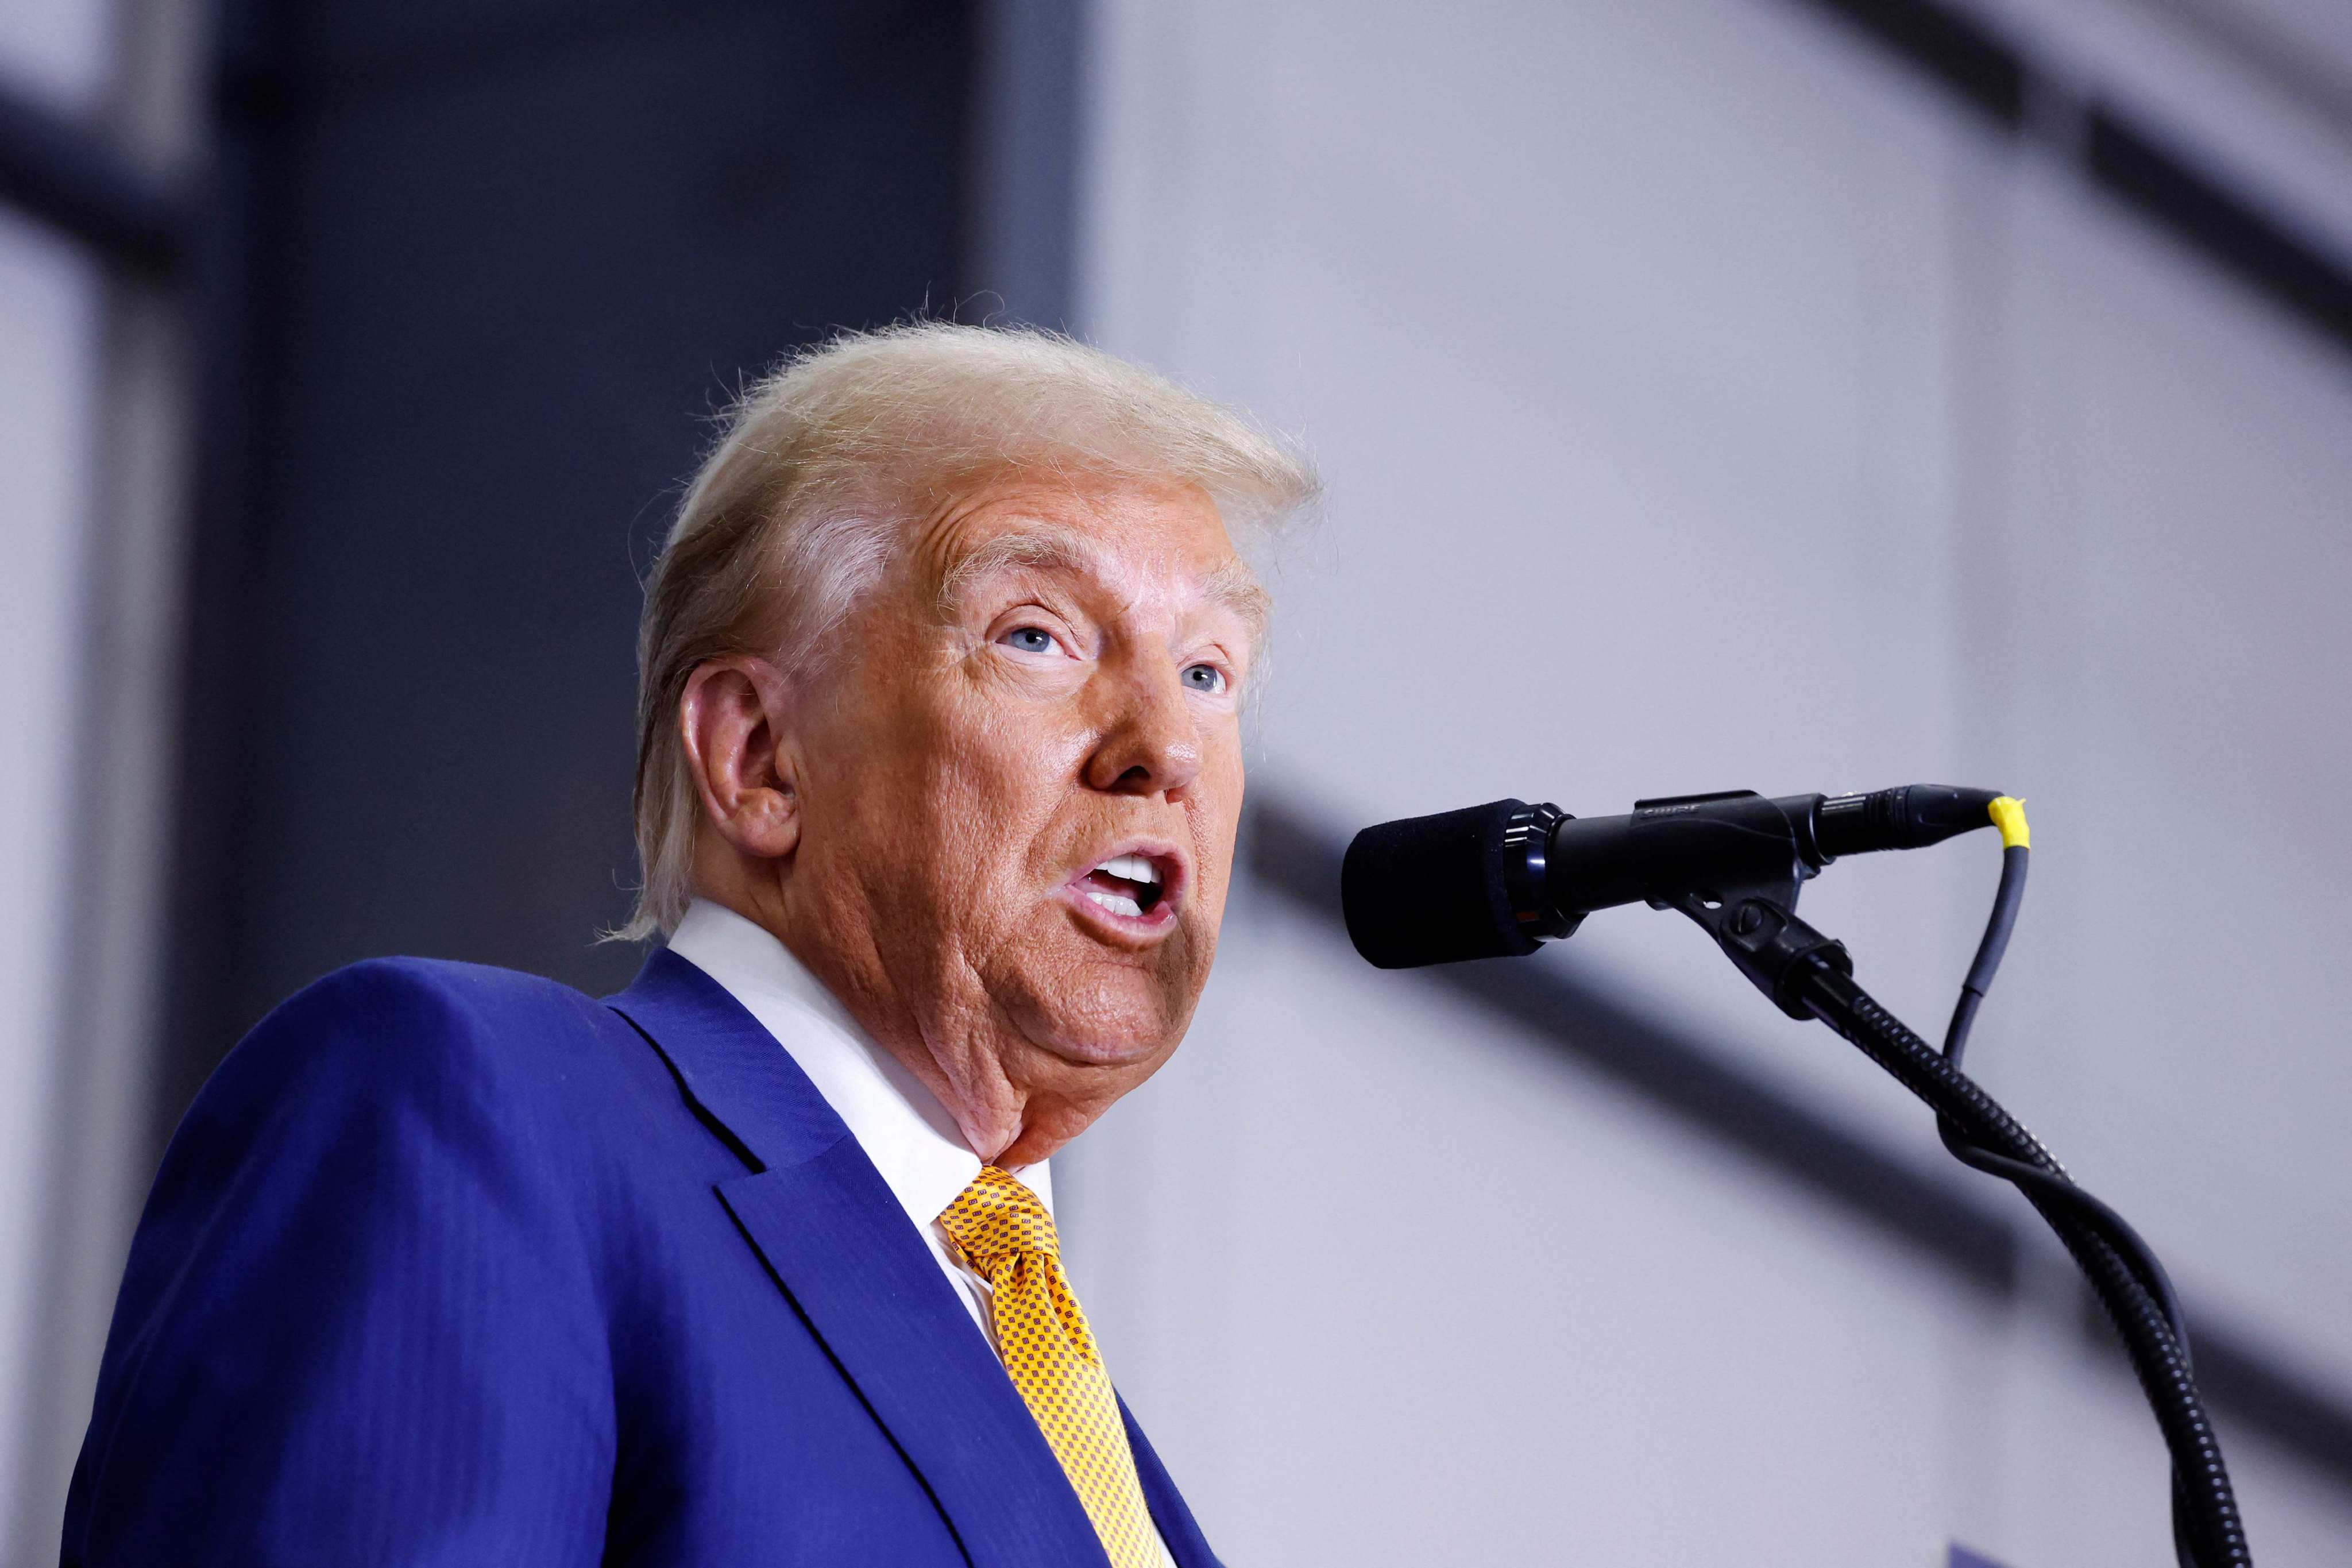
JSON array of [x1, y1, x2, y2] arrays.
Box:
[[1120, 1397, 1222, 1568], [610, 950, 1110, 1568]]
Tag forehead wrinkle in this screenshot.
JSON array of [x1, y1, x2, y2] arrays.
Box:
[[933, 522, 1263, 651], [933, 526, 1102, 616]]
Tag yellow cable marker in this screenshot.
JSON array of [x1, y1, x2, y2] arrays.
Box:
[[1988, 795, 2030, 850]]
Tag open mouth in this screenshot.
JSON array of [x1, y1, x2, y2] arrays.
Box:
[[1076, 852, 1169, 921]]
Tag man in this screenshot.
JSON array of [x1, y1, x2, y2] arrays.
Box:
[[63, 324, 1318, 1566]]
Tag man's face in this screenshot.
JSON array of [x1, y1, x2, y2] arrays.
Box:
[[780, 472, 1261, 1160]]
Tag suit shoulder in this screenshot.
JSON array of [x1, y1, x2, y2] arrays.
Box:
[[299, 953, 603, 1022], [200, 956, 634, 1125]]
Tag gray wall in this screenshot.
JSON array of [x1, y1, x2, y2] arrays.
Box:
[[1059, 1, 2352, 1562]]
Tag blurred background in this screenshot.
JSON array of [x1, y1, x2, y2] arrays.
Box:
[[3, 0, 2349, 1562]]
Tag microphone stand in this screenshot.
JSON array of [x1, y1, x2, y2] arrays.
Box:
[[1671, 883, 2249, 1568]]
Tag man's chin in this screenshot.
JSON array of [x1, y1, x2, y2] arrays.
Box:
[[1000, 968, 1192, 1073], [1017, 1002, 1177, 1068], [994, 919, 1209, 1041]]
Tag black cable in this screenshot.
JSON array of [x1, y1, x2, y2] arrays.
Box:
[[1942, 843, 2030, 1073], [1936, 847, 2189, 1343], [1934, 840, 2210, 1563], [1795, 964, 2249, 1566]]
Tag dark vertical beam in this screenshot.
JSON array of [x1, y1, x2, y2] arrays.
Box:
[[150, 0, 295, 1156], [967, 0, 1087, 329]]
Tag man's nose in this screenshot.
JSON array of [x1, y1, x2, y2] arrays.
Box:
[[1082, 657, 1204, 798]]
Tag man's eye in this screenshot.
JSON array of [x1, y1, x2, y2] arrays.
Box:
[[1182, 663, 1228, 695], [1001, 626, 1062, 655]]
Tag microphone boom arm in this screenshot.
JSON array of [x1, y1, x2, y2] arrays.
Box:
[[1669, 882, 2245, 1567]]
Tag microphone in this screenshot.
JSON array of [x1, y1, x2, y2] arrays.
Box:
[[1342, 785, 2003, 970]]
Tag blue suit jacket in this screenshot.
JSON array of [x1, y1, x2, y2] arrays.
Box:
[[63, 949, 1221, 1567]]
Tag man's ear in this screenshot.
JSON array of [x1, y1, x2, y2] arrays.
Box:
[[679, 656, 801, 860]]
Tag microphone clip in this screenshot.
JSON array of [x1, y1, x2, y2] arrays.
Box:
[[1673, 890, 1853, 1020]]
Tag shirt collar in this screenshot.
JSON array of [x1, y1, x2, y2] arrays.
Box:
[[663, 898, 1052, 1230]]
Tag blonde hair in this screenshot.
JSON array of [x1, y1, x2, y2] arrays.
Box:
[[618, 322, 1319, 941]]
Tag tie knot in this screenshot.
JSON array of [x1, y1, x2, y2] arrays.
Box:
[[936, 1165, 1059, 1275]]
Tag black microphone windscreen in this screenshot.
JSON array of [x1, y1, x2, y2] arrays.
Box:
[[1342, 800, 1541, 970]]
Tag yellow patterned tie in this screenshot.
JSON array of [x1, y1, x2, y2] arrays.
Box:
[[937, 1166, 1161, 1568]]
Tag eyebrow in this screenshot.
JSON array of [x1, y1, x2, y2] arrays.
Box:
[[936, 526, 1271, 644]]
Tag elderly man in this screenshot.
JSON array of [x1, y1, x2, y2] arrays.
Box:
[[63, 325, 1316, 1567]]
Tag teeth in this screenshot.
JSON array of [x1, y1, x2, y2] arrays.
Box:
[[1084, 889, 1145, 918], [1094, 853, 1161, 886]]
